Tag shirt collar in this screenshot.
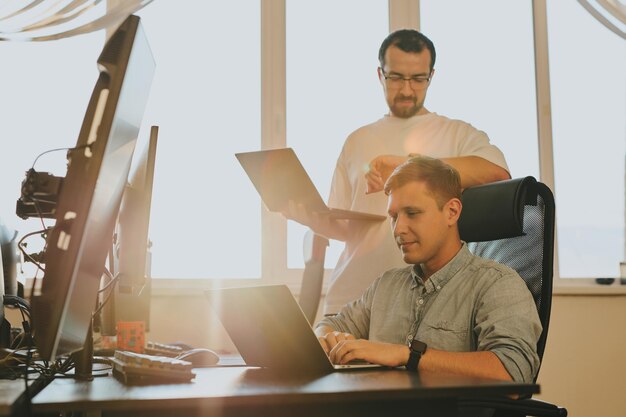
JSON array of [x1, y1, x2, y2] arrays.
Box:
[[409, 242, 472, 292]]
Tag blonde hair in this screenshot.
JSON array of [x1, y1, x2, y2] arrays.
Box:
[[383, 156, 461, 209]]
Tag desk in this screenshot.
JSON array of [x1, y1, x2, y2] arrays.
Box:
[[0, 379, 28, 417], [0, 376, 47, 417], [32, 366, 538, 417]]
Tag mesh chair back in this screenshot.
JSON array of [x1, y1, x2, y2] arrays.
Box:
[[459, 177, 555, 380]]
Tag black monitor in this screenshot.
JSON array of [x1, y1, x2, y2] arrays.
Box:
[[30, 15, 155, 361], [1, 219, 18, 347], [100, 126, 158, 336], [0, 220, 18, 298]]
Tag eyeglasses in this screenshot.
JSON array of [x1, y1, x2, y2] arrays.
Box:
[[381, 70, 431, 90]]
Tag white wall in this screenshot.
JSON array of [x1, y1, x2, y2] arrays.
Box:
[[536, 295, 626, 417]]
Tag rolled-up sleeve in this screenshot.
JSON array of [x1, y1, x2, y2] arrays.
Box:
[[316, 278, 381, 339], [474, 272, 542, 383], [458, 126, 509, 173]]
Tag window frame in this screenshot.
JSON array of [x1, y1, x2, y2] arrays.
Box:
[[533, 0, 625, 288]]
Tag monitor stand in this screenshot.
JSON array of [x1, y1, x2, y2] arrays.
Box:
[[71, 319, 94, 381], [0, 246, 7, 348]]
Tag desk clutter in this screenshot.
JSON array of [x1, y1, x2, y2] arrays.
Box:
[[1, 339, 215, 386]]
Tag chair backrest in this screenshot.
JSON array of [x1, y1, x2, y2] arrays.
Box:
[[458, 176, 555, 379], [300, 229, 329, 324]]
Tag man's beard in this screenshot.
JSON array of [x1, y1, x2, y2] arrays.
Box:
[[390, 94, 422, 118]]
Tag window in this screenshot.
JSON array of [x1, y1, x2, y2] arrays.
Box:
[[420, 0, 539, 179], [136, 2, 262, 279], [547, 1, 626, 279], [285, 0, 388, 268], [2, 1, 623, 287], [0, 32, 103, 278]]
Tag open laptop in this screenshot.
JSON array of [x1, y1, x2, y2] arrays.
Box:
[[204, 285, 381, 374], [235, 148, 385, 221]]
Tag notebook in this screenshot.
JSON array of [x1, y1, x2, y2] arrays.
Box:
[[204, 285, 381, 374], [235, 148, 385, 221]]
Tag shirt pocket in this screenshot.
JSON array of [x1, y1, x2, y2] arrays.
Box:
[[418, 321, 470, 352]]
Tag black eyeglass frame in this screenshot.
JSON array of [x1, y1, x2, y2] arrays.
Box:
[[380, 69, 432, 90]]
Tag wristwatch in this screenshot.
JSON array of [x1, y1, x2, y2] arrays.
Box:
[[406, 338, 427, 372]]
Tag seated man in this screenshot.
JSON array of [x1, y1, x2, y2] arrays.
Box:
[[315, 156, 541, 383]]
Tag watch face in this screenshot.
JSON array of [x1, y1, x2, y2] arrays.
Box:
[[410, 339, 427, 354]]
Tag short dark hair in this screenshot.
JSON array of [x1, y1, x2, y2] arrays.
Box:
[[384, 156, 461, 209], [378, 29, 436, 73]]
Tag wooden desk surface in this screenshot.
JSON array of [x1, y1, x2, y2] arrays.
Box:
[[0, 379, 27, 416], [0, 376, 45, 417], [32, 366, 538, 417]]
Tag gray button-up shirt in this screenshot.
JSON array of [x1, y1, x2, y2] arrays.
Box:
[[317, 243, 542, 383]]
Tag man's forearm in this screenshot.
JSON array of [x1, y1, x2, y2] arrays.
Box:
[[417, 349, 512, 381], [309, 218, 350, 242], [440, 156, 510, 188], [281, 200, 351, 242], [314, 325, 335, 338]]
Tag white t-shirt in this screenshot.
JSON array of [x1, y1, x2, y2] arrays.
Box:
[[324, 112, 509, 314]]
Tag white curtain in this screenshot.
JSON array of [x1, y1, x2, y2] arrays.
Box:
[[577, 0, 626, 39], [0, 0, 153, 41]]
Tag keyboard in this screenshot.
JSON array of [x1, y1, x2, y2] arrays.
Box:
[[94, 341, 185, 358], [144, 341, 185, 357], [111, 350, 195, 385]]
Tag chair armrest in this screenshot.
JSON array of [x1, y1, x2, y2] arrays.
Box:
[[300, 230, 329, 324], [458, 397, 567, 417]]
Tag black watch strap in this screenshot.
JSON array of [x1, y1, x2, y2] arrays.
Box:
[[406, 339, 427, 372]]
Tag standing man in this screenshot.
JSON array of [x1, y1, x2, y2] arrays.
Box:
[[316, 156, 541, 384], [284, 29, 510, 315]]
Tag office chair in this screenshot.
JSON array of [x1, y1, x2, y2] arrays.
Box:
[[300, 229, 328, 324], [299, 176, 567, 417], [456, 176, 567, 417]]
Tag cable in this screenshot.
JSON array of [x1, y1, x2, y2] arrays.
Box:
[[22, 143, 90, 232], [16, 228, 48, 303], [17, 228, 48, 276], [30, 144, 91, 170], [4, 295, 31, 311], [23, 194, 48, 231], [97, 270, 119, 294], [92, 271, 119, 317], [22, 347, 32, 417]]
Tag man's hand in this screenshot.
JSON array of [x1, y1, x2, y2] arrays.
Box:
[[365, 155, 408, 194], [280, 200, 349, 242], [317, 330, 356, 355], [329, 339, 410, 368], [280, 200, 318, 228]]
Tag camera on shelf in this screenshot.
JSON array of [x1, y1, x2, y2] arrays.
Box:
[[15, 169, 64, 220]]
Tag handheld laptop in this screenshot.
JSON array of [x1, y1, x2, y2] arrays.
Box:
[[235, 148, 385, 221]]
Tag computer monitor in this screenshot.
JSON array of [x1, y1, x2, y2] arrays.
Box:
[[0, 220, 18, 297], [30, 15, 155, 361], [0, 219, 18, 347], [100, 126, 158, 336]]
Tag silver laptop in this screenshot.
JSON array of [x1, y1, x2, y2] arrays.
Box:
[[235, 148, 385, 221], [204, 285, 381, 374]]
